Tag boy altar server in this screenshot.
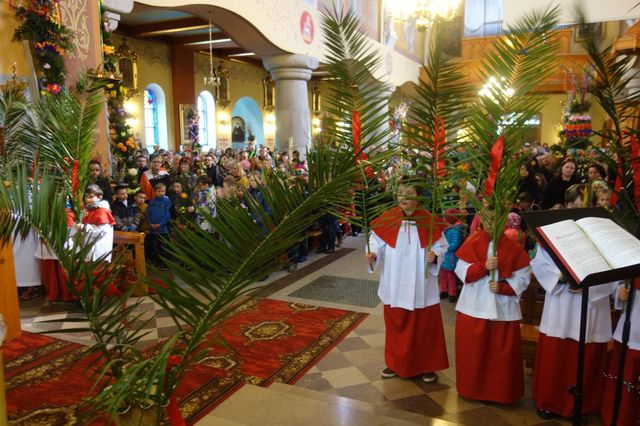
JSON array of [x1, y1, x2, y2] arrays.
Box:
[[454, 228, 531, 404], [366, 177, 449, 383]]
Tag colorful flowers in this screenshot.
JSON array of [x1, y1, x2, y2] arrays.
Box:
[[45, 83, 62, 95], [34, 41, 65, 56], [103, 44, 115, 55], [180, 193, 188, 199]]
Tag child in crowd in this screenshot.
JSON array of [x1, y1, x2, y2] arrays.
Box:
[[454, 208, 531, 404], [600, 279, 640, 425], [439, 208, 465, 303], [366, 177, 449, 383], [76, 184, 118, 296], [172, 181, 195, 226], [593, 185, 612, 210], [145, 182, 171, 267], [112, 185, 141, 232], [133, 190, 147, 232], [503, 212, 526, 247], [530, 183, 616, 420], [194, 175, 217, 233]]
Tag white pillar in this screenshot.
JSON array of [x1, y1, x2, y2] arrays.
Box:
[[263, 54, 319, 158]]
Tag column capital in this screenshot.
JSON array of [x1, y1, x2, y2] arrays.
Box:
[[263, 54, 319, 81]]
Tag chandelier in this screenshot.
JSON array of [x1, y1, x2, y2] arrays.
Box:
[[204, 11, 221, 90], [386, 0, 460, 31]]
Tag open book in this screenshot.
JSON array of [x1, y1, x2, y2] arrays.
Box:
[[537, 217, 640, 283]]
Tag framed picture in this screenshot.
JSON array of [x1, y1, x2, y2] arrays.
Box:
[[179, 104, 195, 146], [574, 22, 603, 42], [231, 116, 246, 143]]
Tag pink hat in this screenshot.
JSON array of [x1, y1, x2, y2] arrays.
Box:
[[507, 212, 521, 229]]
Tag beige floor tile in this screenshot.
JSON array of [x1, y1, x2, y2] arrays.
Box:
[[372, 378, 425, 400], [342, 347, 385, 366], [428, 388, 485, 413], [360, 332, 386, 348], [321, 366, 371, 388]]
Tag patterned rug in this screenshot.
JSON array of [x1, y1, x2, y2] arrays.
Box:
[[3, 298, 367, 425], [288, 275, 381, 308]]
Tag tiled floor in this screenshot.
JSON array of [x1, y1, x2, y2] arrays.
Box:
[[15, 234, 597, 425]]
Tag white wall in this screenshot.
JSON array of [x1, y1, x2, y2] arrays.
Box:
[[504, 0, 640, 26]]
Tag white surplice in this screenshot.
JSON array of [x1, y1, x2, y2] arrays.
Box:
[[530, 246, 615, 343], [454, 240, 531, 321], [613, 286, 640, 350], [12, 230, 41, 287], [368, 221, 448, 311]]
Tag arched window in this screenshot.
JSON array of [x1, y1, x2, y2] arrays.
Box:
[[144, 88, 159, 148], [197, 90, 216, 148], [143, 84, 168, 151]]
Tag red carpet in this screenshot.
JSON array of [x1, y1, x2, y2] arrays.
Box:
[[3, 298, 367, 424]]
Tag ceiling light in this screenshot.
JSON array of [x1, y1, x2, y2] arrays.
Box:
[[184, 38, 232, 46], [228, 52, 255, 57]]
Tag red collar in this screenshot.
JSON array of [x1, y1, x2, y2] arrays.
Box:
[[82, 207, 115, 226], [371, 206, 445, 248], [456, 230, 530, 279]]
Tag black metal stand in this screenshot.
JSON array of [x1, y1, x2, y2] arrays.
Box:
[[520, 208, 640, 426], [610, 282, 635, 426]]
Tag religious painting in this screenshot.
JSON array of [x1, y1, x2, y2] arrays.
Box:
[[231, 116, 246, 143], [179, 104, 195, 146], [574, 22, 604, 42], [116, 38, 139, 96]]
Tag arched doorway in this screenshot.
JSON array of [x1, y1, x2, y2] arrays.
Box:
[[231, 97, 263, 151]]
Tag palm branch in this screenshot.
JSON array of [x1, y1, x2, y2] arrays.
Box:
[[318, 6, 396, 253], [405, 17, 474, 247], [0, 85, 28, 174], [573, 7, 640, 233], [17, 76, 105, 218], [461, 6, 560, 266]]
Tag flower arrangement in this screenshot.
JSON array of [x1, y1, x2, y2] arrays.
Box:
[[99, 5, 137, 173], [559, 66, 593, 145], [11, 0, 74, 96]]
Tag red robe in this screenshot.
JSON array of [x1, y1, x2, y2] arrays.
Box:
[[455, 230, 530, 404]]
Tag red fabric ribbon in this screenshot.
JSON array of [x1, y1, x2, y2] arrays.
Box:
[[434, 116, 446, 178], [352, 111, 374, 178], [484, 136, 504, 196], [71, 160, 79, 195], [165, 355, 186, 425]]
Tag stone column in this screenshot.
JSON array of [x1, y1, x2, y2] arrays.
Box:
[[263, 54, 318, 158]]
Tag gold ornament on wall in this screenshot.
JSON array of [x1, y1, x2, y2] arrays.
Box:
[[116, 38, 139, 98], [262, 74, 275, 112]]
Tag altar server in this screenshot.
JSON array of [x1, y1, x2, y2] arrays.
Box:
[[366, 177, 449, 383], [454, 229, 531, 404]]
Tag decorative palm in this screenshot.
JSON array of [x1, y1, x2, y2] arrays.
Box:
[[318, 6, 396, 257], [0, 86, 27, 175], [405, 17, 473, 247], [461, 6, 559, 273], [574, 7, 640, 233]]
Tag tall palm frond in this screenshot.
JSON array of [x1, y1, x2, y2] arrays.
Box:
[[574, 7, 640, 232], [319, 6, 397, 249], [461, 6, 560, 247], [18, 76, 104, 217], [0, 85, 28, 173], [405, 17, 474, 245]]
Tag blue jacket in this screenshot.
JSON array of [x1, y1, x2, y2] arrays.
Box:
[[147, 196, 171, 234], [442, 224, 465, 271]]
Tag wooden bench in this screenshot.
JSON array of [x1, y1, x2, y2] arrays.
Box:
[[306, 230, 323, 252], [113, 231, 147, 296]]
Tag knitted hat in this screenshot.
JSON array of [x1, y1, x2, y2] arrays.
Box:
[[507, 212, 521, 229], [444, 208, 460, 225]]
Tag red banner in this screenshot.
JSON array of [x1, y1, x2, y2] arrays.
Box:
[[484, 136, 504, 196]]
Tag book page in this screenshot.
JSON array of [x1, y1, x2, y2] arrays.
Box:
[[538, 219, 612, 282], [576, 217, 640, 269]]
